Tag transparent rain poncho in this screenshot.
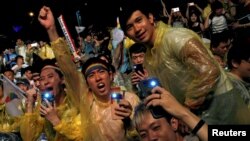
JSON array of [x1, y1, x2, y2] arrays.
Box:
[[0, 103, 20, 133], [143, 21, 250, 124], [50, 38, 140, 141], [20, 95, 82, 141]]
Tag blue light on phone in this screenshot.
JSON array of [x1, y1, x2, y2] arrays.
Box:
[[111, 93, 122, 100], [150, 80, 157, 87], [112, 93, 118, 98], [44, 93, 50, 98]]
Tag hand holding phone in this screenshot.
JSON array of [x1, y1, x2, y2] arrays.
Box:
[[138, 77, 167, 118], [138, 77, 161, 99], [110, 87, 124, 120], [172, 7, 180, 12], [41, 88, 54, 108]]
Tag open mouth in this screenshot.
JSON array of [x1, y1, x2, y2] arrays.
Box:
[[97, 83, 106, 92]]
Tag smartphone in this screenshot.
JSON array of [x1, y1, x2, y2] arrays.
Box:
[[41, 88, 54, 108], [111, 90, 123, 120], [133, 64, 144, 74], [188, 2, 194, 6], [138, 77, 161, 99], [111, 92, 123, 104], [31, 42, 38, 47], [172, 7, 180, 12], [138, 77, 167, 119]]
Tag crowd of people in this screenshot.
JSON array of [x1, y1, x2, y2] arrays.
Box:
[[0, 0, 249, 141]]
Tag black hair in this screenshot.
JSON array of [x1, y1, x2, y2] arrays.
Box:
[[97, 53, 112, 64], [210, 31, 231, 49], [16, 78, 30, 87], [15, 55, 24, 62], [133, 102, 173, 128], [3, 67, 14, 74], [97, 53, 116, 73], [211, 0, 223, 11], [21, 66, 32, 77], [31, 53, 44, 74], [119, 0, 152, 33], [129, 43, 147, 56], [227, 40, 250, 70]]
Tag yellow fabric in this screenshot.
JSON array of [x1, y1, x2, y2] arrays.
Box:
[[87, 91, 140, 141], [38, 44, 55, 59], [0, 103, 21, 132], [108, 40, 113, 51], [202, 4, 211, 20], [108, 28, 134, 51], [144, 21, 233, 108], [20, 113, 44, 141], [20, 97, 82, 141], [51, 38, 140, 141], [123, 37, 135, 49], [20, 38, 82, 140]]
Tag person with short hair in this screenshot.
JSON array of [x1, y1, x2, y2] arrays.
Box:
[[37, 5, 140, 141], [119, 0, 250, 124], [133, 86, 207, 141], [129, 43, 149, 97], [16, 77, 30, 92], [226, 40, 250, 108], [3, 68, 15, 82], [20, 59, 82, 141]]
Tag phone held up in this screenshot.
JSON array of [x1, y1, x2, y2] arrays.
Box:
[[110, 87, 124, 120], [138, 77, 168, 119], [41, 88, 55, 108], [133, 63, 144, 74], [138, 77, 161, 99], [188, 2, 194, 6], [172, 7, 180, 12]]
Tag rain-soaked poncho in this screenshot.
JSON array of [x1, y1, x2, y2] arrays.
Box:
[[0, 103, 20, 133], [144, 21, 250, 124], [20, 96, 82, 141], [20, 38, 82, 141], [50, 38, 140, 141]]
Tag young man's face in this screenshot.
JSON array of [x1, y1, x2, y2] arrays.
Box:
[[131, 52, 145, 65], [137, 112, 177, 141], [25, 70, 33, 80], [40, 68, 63, 97], [4, 71, 14, 82], [17, 83, 29, 92], [125, 10, 155, 45], [33, 75, 43, 91], [16, 57, 24, 65], [86, 67, 113, 99], [212, 39, 231, 58]]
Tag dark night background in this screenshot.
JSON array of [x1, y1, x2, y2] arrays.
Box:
[[0, 0, 206, 52], [0, 0, 120, 48]]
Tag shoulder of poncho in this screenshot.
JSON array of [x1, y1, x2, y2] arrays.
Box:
[[156, 22, 199, 44]]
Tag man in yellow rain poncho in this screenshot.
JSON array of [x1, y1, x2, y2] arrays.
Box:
[[34, 5, 140, 141], [119, 0, 250, 124]]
